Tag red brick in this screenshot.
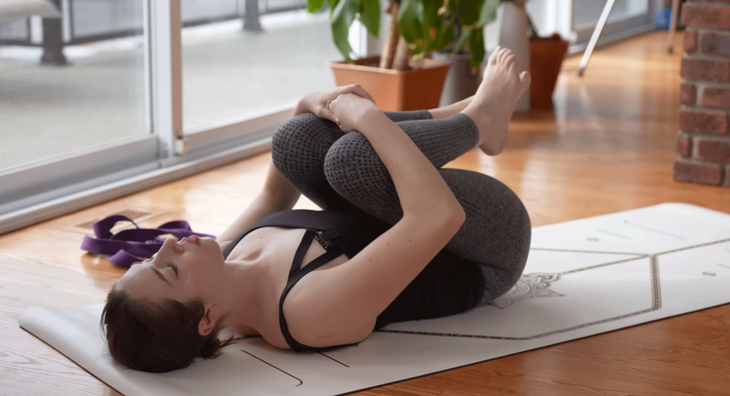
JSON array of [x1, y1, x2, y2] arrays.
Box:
[[682, 3, 730, 30], [677, 133, 692, 157], [681, 57, 730, 82], [725, 165, 730, 187], [699, 86, 730, 110], [673, 159, 723, 185], [684, 30, 697, 53], [678, 108, 728, 134], [694, 137, 730, 162], [680, 83, 696, 105], [698, 31, 730, 56]]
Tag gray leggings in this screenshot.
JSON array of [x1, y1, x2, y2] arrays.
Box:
[[271, 110, 531, 303]]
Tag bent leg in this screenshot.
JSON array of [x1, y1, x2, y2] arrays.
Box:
[[439, 169, 531, 302], [324, 114, 479, 224], [324, 114, 530, 301], [271, 110, 446, 213]]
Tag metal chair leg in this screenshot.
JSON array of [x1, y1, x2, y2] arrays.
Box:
[[578, 0, 616, 77]]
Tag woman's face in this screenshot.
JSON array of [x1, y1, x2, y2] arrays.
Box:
[[115, 235, 225, 303]]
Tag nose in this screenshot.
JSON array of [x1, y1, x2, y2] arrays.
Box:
[[160, 237, 183, 254]]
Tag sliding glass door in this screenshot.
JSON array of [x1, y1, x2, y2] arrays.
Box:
[[0, 0, 345, 233], [572, 0, 655, 49], [180, 0, 339, 133], [526, 0, 657, 52], [0, 0, 158, 222]]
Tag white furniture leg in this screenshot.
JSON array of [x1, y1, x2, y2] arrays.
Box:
[[578, 0, 616, 77], [667, 0, 680, 54]]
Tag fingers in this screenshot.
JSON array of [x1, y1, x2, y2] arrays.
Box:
[[325, 95, 345, 129], [319, 107, 338, 124], [351, 85, 375, 103], [340, 84, 375, 103]]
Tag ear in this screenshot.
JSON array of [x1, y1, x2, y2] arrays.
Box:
[[198, 304, 219, 336]]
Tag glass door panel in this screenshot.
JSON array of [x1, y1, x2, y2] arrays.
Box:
[[0, 0, 148, 172], [180, 0, 340, 132], [574, 0, 650, 31]]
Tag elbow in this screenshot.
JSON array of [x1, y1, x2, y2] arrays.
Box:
[[437, 203, 466, 234], [449, 204, 466, 229]]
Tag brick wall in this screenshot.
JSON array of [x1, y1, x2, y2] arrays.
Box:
[[675, 0, 730, 186]]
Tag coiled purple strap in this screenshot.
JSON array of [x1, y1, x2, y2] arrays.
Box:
[[79, 215, 215, 268]]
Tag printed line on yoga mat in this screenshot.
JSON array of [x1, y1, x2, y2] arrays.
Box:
[[623, 220, 686, 240], [598, 229, 631, 240], [317, 351, 350, 368], [241, 349, 303, 387]]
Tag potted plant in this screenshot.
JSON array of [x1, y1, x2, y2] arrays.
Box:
[[306, 0, 500, 111], [527, 19, 568, 109]]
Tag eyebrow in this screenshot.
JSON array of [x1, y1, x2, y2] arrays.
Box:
[[150, 266, 171, 286]]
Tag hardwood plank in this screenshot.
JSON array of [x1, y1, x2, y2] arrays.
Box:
[[2, 31, 729, 395]]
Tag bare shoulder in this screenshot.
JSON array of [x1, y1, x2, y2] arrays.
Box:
[[282, 270, 377, 348]]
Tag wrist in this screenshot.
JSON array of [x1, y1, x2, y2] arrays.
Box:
[[294, 99, 309, 116], [355, 104, 383, 127]]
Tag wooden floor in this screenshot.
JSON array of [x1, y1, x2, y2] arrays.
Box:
[[2, 31, 729, 395]]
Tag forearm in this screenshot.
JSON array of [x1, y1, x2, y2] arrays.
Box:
[[217, 193, 285, 244], [355, 108, 464, 219], [217, 163, 300, 244]]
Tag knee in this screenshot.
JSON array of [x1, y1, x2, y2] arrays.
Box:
[[271, 113, 318, 160], [323, 132, 385, 193], [271, 113, 343, 173]]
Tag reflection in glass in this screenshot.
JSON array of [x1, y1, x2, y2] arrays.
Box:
[[181, 0, 341, 132], [0, 0, 147, 171], [574, 0, 649, 30]]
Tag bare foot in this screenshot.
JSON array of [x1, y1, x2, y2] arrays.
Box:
[[462, 46, 531, 156]]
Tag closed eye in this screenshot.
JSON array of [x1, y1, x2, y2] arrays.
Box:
[[166, 262, 179, 278]]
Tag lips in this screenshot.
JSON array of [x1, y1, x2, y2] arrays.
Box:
[[187, 235, 201, 246]]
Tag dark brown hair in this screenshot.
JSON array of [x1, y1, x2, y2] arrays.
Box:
[[100, 287, 235, 373]]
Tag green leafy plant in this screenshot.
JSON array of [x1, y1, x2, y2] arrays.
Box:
[[308, 0, 502, 69]]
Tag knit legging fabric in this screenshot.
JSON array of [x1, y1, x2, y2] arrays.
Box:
[[271, 109, 531, 303]]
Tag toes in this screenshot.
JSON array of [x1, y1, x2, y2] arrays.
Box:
[[505, 53, 517, 67], [500, 47, 514, 63], [488, 47, 501, 64], [519, 71, 532, 92], [496, 47, 509, 64]]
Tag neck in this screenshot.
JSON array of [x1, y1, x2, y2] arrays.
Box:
[[215, 260, 262, 332]]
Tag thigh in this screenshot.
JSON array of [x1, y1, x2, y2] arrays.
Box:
[[439, 169, 531, 301], [271, 113, 363, 214], [324, 114, 479, 224]]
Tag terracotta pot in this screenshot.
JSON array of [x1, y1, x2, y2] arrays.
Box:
[[529, 37, 569, 110], [329, 56, 450, 112]]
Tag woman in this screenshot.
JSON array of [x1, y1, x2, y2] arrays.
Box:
[[102, 47, 532, 373]]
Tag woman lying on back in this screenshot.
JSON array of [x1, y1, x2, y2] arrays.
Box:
[[102, 47, 532, 372]]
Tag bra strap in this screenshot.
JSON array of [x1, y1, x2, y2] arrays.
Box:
[[289, 229, 316, 278], [279, 230, 344, 351]]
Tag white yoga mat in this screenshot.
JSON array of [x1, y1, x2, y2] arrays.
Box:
[[20, 203, 730, 396]]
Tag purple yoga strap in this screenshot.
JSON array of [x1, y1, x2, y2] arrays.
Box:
[[80, 215, 215, 268]]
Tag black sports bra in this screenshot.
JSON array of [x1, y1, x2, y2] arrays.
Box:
[[222, 210, 485, 352]]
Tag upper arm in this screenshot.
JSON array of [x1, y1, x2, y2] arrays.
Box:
[[285, 210, 464, 345], [217, 163, 301, 246]]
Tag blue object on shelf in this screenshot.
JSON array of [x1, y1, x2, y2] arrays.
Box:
[[654, 9, 672, 30]]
